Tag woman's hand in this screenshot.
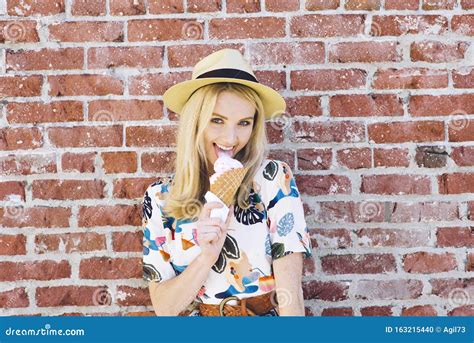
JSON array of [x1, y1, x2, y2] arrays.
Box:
[[195, 202, 234, 267]]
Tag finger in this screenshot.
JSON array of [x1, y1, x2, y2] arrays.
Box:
[[200, 202, 224, 219], [225, 205, 234, 226]]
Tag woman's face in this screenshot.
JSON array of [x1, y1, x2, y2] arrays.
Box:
[[203, 90, 255, 174]]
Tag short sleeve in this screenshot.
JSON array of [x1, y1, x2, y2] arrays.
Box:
[[260, 160, 313, 260], [142, 184, 176, 283]]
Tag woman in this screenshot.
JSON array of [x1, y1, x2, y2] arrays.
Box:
[[142, 49, 313, 316]]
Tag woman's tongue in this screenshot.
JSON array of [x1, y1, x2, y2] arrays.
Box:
[[215, 144, 233, 159]]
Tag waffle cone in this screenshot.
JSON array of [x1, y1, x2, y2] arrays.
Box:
[[210, 166, 249, 207]]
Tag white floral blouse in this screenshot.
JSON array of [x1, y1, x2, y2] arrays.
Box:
[[141, 159, 313, 315]]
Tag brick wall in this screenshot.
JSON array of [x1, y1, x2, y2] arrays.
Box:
[[0, 0, 473, 316]]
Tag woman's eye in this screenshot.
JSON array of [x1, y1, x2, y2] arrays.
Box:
[[211, 118, 222, 124], [210, 118, 251, 126], [240, 121, 251, 126]]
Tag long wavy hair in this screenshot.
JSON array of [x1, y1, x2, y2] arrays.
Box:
[[163, 82, 268, 220]]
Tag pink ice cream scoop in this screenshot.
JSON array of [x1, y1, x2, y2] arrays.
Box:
[[210, 153, 243, 184]]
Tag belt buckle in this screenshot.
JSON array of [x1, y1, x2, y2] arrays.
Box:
[[219, 296, 239, 316]]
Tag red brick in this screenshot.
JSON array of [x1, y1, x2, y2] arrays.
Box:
[[7, 0, 65, 16], [374, 148, 410, 167], [451, 147, 474, 166], [322, 308, 353, 316], [254, 70, 286, 91], [35, 232, 106, 254], [373, 68, 448, 89], [62, 152, 96, 173], [210, 17, 285, 39], [402, 305, 437, 316], [314, 201, 385, 223], [330, 94, 403, 117], [468, 202, 474, 220], [71, 0, 106, 16], [430, 278, 474, 298], [449, 305, 474, 316], [89, 100, 163, 121], [449, 120, 474, 142], [0, 181, 25, 201], [0, 75, 42, 97], [88, 46, 164, 69], [329, 41, 401, 62], [361, 306, 393, 316], [266, 122, 284, 144], [337, 148, 371, 169], [437, 227, 474, 248], [291, 69, 366, 91], [7, 101, 82, 124], [0, 20, 39, 43], [311, 229, 352, 249], [113, 231, 142, 252], [422, 0, 455, 10], [129, 72, 191, 95], [345, 0, 380, 10], [49, 22, 123, 42], [461, 0, 474, 9], [148, 0, 184, 13], [371, 16, 448, 36], [267, 150, 295, 170], [297, 148, 332, 170], [452, 15, 474, 36], [368, 121, 444, 143], [250, 42, 324, 65], [79, 257, 141, 279], [361, 174, 431, 195], [168, 44, 243, 68], [467, 253, 474, 272], [384, 0, 418, 9], [355, 280, 423, 300], [286, 96, 323, 117], [0, 260, 70, 281], [439, 173, 474, 194], [415, 146, 447, 168], [0, 234, 26, 255], [291, 15, 365, 37], [141, 151, 176, 173], [6, 48, 84, 71], [110, 0, 145, 15], [356, 228, 430, 248], [411, 41, 469, 63], [303, 280, 349, 301], [305, 0, 339, 10], [409, 94, 474, 116], [404, 252, 457, 273], [116, 286, 151, 306], [0, 288, 29, 308], [48, 126, 123, 148], [36, 286, 112, 307], [49, 75, 123, 96], [292, 121, 365, 143], [126, 126, 177, 147], [112, 177, 157, 199], [390, 202, 459, 223], [0, 153, 57, 176], [101, 151, 137, 174], [453, 67, 474, 88], [266, 0, 299, 11], [0, 207, 71, 228], [295, 175, 351, 196], [78, 204, 141, 227], [322, 254, 396, 274], [187, 0, 221, 12], [32, 179, 106, 200], [227, 0, 260, 12], [128, 19, 203, 41], [0, 127, 43, 151]]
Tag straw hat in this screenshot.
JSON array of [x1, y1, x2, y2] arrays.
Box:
[[162, 49, 286, 119]]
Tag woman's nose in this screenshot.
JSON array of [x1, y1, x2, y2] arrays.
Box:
[[222, 127, 238, 145]]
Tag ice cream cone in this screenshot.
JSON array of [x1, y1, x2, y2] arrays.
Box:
[[210, 166, 249, 207]]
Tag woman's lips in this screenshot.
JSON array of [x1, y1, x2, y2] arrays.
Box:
[[213, 143, 234, 159]]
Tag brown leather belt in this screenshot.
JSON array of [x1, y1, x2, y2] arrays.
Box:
[[179, 290, 278, 316]]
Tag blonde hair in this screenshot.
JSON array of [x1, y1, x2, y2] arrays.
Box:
[[163, 83, 268, 220]]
